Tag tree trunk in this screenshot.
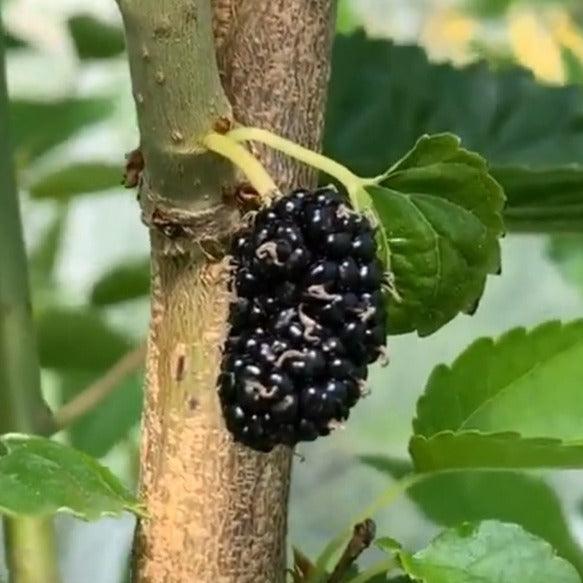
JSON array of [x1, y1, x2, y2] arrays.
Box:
[[118, 1, 335, 581]]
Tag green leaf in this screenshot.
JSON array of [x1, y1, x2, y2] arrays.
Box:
[[363, 457, 583, 575], [292, 547, 317, 582], [464, 0, 513, 18], [5, 31, 27, 49], [398, 520, 580, 583], [415, 320, 583, 438], [548, 234, 583, 293], [360, 455, 412, 479], [36, 308, 130, 371], [324, 35, 583, 228], [411, 320, 583, 469], [562, 47, 583, 86], [61, 371, 143, 458], [336, 0, 360, 35], [28, 207, 68, 288], [492, 165, 583, 232], [0, 434, 142, 519], [376, 537, 402, 553], [368, 134, 504, 336], [353, 185, 391, 271], [326, 34, 583, 173], [411, 432, 583, 471], [11, 98, 113, 165], [29, 163, 122, 201], [90, 259, 150, 306], [68, 14, 125, 60]]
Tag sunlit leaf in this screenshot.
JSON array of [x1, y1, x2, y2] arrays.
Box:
[[411, 320, 583, 470]]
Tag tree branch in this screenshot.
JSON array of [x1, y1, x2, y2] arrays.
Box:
[[327, 519, 376, 583], [53, 344, 146, 431], [0, 16, 60, 583], [118, 0, 335, 581]]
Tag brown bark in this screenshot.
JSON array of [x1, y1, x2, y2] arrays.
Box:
[[121, 0, 335, 581], [213, 0, 335, 190]]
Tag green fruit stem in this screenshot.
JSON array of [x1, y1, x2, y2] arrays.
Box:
[[203, 132, 279, 198], [227, 126, 365, 205], [348, 558, 397, 583], [5, 518, 60, 583]]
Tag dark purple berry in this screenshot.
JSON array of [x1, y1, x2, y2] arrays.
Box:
[[306, 260, 338, 288], [285, 247, 311, 276], [329, 358, 352, 379], [325, 232, 352, 258], [219, 187, 388, 452], [338, 257, 359, 289], [360, 261, 383, 290], [352, 233, 376, 261], [271, 394, 298, 423]]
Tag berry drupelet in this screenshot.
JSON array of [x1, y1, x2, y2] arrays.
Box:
[[218, 186, 387, 452]]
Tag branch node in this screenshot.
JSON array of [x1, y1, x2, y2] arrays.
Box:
[[327, 519, 377, 583]]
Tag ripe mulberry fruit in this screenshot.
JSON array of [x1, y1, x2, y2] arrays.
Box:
[[219, 186, 387, 452]]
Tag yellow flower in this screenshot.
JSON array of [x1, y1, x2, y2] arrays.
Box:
[[508, 9, 564, 83]]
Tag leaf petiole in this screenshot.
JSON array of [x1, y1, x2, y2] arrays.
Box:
[[310, 473, 423, 583], [227, 126, 364, 203], [202, 132, 279, 199], [349, 557, 397, 583]]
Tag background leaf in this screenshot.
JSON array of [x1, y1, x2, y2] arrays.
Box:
[[28, 207, 68, 294], [363, 457, 583, 574], [324, 35, 583, 229], [325, 34, 583, 172], [0, 434, 141, 519], [369, 134, 504, 336], [60, 371, 143, 458], [90, 259, 150, 306], [10, 98, 113, 165], [4, 31, 27, 49], [548, 235, 583, 293], [492, 166, 583, 232], [398, 520, 580, 583], [68, 15, 125, 61], [36, 308, 130, 370], [29, 163, 122, 201]]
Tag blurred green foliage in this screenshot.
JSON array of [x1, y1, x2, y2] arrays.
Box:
[[68, 15, 125, 61], [10, 98, 113, 165], [3, 2, 583, 582]]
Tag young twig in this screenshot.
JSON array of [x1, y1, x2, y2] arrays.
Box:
[[54, 343, 147, 430], [327, 519, 377, 583]]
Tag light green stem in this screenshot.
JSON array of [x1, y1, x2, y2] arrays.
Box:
[[310, 473, 422, 583], [5, 518, 60, 583], [227, 127, 363, 197], [349, 557, 397, 583], [0, 17, 60, 583], [202, 132, 279, 198]]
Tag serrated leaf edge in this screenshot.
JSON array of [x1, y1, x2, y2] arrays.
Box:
[[413, 320, 583, 436]]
